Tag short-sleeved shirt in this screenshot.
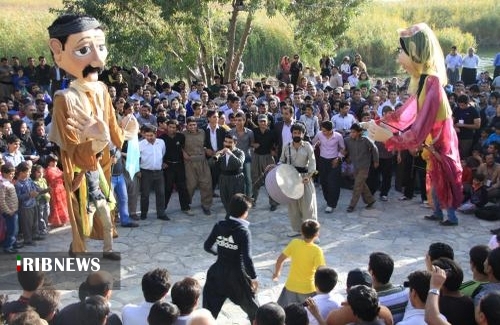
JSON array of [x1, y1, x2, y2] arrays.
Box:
[[283, 238, 325, 294], [453, 106, 480, 139]]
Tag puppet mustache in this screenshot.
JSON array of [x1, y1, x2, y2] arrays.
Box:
[[82, 65, 103, 78]]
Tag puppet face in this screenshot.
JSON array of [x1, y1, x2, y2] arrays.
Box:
[[50, 28, 107, 82]]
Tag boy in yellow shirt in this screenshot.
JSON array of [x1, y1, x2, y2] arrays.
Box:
[[273, 219, 325, 307]]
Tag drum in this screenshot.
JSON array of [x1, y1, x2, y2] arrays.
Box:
[[265, 164, 304, 205]]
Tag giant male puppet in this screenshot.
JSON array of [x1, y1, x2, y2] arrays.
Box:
[[368, 23, 463, 209], [47, 14, 138, 255]]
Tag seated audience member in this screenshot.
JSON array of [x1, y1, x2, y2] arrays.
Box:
[[460, 245, 491, 297], [431, 258, 475, 325], [399, 271, 445, 325], [426, 242, 454, 268], [171, 277, 201, 325], [122, 268, 171, 325], [284, 303, 309, 325], [254, 302, 286, 325], [307, 267, 343, 325], [476, 292, 500, 325], [28, 289, 61, 322], [326, 269, 394, 325], [9, 308, 48, 325], [53, 271, 121, 325], [147, 302, 179, 325], [368, 252, 408, 323], [82, 295, 111, 325], [473, 247, 500, 306], [458, 173, 489, 213], [186, 309, 216, 325], [1, 271, 45, 322], [347, 285, 385, 325]]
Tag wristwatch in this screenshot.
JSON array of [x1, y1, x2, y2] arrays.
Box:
[[428, 288, 440, 296]]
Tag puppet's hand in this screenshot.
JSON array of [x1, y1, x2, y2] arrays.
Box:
[[367, 121, 393, 142], [121, 114, 140, 140], [66, 106, 110, 143]]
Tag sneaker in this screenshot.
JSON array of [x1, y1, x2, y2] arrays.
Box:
[[399, 196, 411, 201], [380, 196, 388, 202], [14, 243, 24, 249], [4, 248, 18, 254], [103, 252, 121, 260], [202, 207, 212, 216], [325, 206, 333, 213], [490, 227, 500, 235], [424, 215, 442, 221], [440, 220, 458, 226], [182, 209, 194, 216], [121, 222, 139, 228], [287, 231, 301, 238]]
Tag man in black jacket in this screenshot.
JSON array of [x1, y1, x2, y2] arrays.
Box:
[[203, 193, 259, 322]]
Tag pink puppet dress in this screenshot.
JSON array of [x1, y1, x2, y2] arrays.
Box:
[[368, 23, 463, 209]]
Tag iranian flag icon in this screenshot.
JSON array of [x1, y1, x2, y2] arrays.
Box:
[[17, 255, 21, 272]]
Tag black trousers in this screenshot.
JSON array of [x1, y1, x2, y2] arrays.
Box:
[[318, 157, 341, 208], [203, 262, 259, 322], [140, 169, 166, 218], [164, 163, 190, 211], [378, 157, 394, 196]]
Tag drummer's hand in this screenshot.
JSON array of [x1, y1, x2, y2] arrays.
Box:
[[265, 164, 276, 173], [303, 176, 310, 184]]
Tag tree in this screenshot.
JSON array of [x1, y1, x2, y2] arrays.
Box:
[[53, 0, 366, 82]]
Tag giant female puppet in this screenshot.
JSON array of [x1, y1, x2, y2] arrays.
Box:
[[47, 14, 138, 256], [368, 23, 463, 210]]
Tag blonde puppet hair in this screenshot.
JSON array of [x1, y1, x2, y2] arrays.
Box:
[[398, 23, 447, 94]]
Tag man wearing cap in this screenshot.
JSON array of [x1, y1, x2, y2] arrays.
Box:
[[257, 101, 275, 130], [47, 14, 139, 254], [252, 114, 278, 210], [445, 46, 462, 86], [344, 123, 378, 212]]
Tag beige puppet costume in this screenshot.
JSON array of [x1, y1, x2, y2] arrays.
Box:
[[48, 15, 138, 253]]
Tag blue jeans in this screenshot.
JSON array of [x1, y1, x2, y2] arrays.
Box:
[[431, 187, 458, 223], [2, 213, 19, 250], [111, 175, 131, 225]]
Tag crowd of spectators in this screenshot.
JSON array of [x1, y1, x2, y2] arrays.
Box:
[[1, 50, 500, 324]]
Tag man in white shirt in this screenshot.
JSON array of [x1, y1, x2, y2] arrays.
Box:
[[462, 47, 480, 86], [399, 270, 446, 325], [331, 101, 357, 136], [122, 268, 171, 325], [139, 124, 167, 220], [445, 46, 462, 86]]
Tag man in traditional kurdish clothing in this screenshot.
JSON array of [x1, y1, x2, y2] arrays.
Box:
[[47, 14, 138, 256]]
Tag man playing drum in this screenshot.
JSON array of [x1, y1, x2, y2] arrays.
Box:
[[269, 122, 317, 237]]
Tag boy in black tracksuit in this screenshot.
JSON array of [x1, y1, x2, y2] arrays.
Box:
[[203, 193, 259, 321]]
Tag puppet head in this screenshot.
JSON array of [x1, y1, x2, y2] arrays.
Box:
[[48, 14, 108, 82], [397, 23, 447, 93]]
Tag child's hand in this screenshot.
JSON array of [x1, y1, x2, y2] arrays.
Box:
[[272, 271, 280, 281], [29, 191, 38, 198]]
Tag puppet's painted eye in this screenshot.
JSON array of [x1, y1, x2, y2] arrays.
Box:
[[75, 46, 92, 57], [98, 44, 107, 52]]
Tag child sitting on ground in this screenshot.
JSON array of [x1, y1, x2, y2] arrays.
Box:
[[273, 219, 325, 307], [458, 173, 489, 213]]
